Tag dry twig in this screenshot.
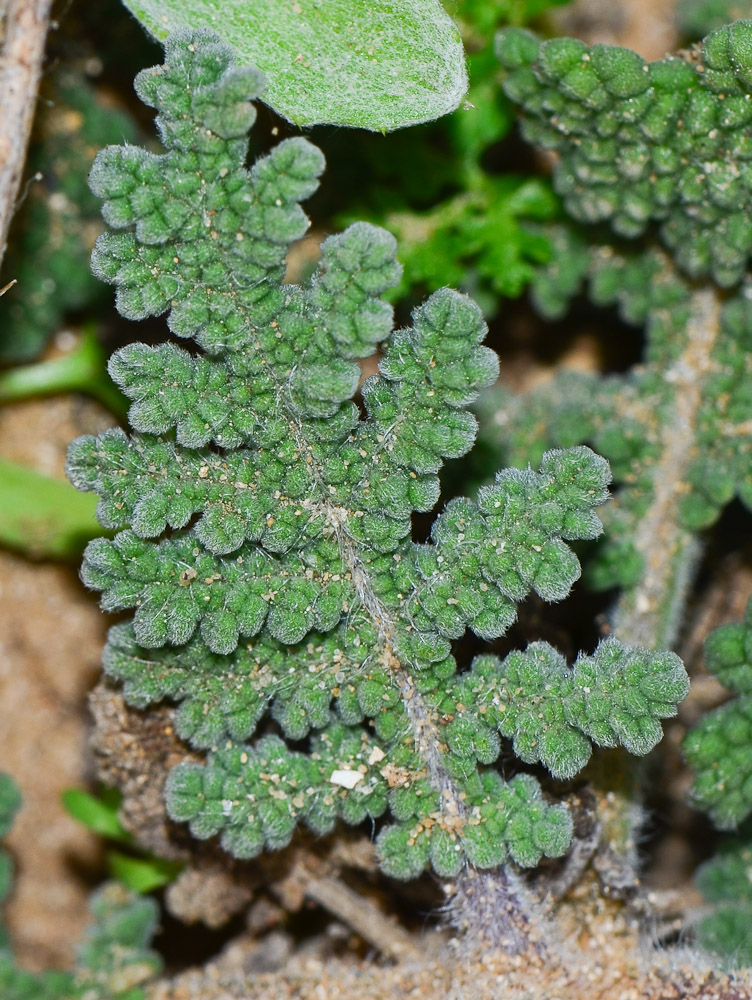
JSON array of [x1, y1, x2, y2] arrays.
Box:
[[0, 0, 54, 270]]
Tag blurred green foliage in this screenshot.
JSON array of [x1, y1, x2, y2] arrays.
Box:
[[63, 787, 183, 893], [0, 68, 139, 363], [694, 833, 752, 968], [0, 458, 100, 560], [1, 774, 161, 1000], [445, 0, 571, 32], [677, 0, 752, 37], [328, 0, 570, 315]]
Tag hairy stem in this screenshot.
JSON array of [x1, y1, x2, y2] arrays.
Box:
[[596, 288, 722, 882], [0, 0, 54, 270], [611, 287, 723, 651], [447, 866, 543, 954], [338, 525, 544, 951]]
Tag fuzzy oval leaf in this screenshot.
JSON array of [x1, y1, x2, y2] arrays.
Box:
[[120, 0, 468, 131]]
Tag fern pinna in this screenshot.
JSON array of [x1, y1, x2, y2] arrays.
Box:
[[66, 31, 687, 925]]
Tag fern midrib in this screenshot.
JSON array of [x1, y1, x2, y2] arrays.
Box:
[[190, 234, 471, 834]]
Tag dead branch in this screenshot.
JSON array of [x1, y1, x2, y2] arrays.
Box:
[[0, 0, 54, 270]]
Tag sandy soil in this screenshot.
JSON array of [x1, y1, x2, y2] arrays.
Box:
[[0, 390, 111, 969], [552, 0, 680, 59], [148, 877, 752, 1000]]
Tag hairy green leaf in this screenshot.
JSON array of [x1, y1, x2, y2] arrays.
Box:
[[120, 0, 467, 131]]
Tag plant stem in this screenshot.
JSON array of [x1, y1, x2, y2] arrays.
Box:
[[447, 866, 543, 954], [610, 287, 723, 651], [592, 287, 723, 891], [0, 0, 55, 270]]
